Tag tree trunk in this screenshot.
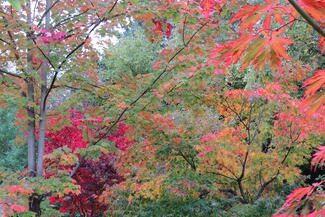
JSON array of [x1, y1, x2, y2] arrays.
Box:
[[36, 0, 51, 177], [29, 195, 42, 217], [26, 0, 36, 177], [27, 79, 36, 175]]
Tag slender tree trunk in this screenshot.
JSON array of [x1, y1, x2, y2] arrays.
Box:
[[36, 0, 51, 177], [26, 0, 36, 176], [36, 72, 47, 176], [27, 80, 36, 174], [26, 0, 42, 214]]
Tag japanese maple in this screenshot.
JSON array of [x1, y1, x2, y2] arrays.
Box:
[[0, 0, 324, 216], [44, 110, 130, 216]]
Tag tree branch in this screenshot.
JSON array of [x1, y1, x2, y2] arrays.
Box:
[[43, 0, 119, 109], [178, 150, 196, 171], [0, 68, 22, 79], [32, 38, 56, 70], [52, 10, 89, 29], [0, 37, 10, 45], [37, 0, 60, 27], [91, 22, 207, 146], [207, 171, 237, 181]]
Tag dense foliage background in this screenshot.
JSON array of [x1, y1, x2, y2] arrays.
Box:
[[0, 0, 324, 216]]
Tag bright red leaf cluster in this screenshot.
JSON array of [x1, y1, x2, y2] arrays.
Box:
[[152, 19, 174, 37], [37, 29, 66, 44], [45, 110, 131, 216]]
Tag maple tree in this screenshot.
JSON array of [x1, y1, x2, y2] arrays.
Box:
[[45, 111, 128, 217]]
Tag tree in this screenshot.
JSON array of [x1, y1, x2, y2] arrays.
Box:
[[101, 24, 160, 81], [45, 110, 128, 216], [0, 0, 324, 216], [0, 0, 126, 214]]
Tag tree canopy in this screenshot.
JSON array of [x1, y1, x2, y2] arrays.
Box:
[[0, 0, 324, 216]]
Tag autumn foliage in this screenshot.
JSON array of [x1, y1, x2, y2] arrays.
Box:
[[0, 0, 324, 216], [45, 110, 130, 216]]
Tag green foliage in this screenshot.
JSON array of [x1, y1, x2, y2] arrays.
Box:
[[7, 0, 22, 10], [227, 197, 284, 217], [101, 24, 159, 82], [0, 106, 27, 171], [112, 192, 284, 217], [0, 107, 18, 155], [0, 143, 27, 171], [12, 211, 35, 217], [112, 196, 225, 217], [39, 200, 64, 217]]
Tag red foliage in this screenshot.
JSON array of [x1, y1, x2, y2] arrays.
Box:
[[152, 19, 174, 37], [45, 112, 88, 154], [46, 110, 131, 216], [45, 110, 132, 154], [10, 204, 28, 212], [298, 0, 325, 22], [273, 182, 324, 217], [303, 70, 325, 115], [311, 146, 325, 170], [49, 155, 124, 216], [38, 29, 66, 44], [31, 55, 44, 66]]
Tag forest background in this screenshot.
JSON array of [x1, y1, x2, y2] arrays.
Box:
[[0, 0, 324, 216]]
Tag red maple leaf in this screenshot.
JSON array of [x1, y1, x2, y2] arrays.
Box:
[[210, 31, 293, 71], [311, 146, 325, 169], [298, 0, 325, 22], [230, 0, 287, 31], [303, 70, 325, 115]]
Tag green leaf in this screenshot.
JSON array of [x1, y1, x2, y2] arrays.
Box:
[[8, 0, 22, 10]]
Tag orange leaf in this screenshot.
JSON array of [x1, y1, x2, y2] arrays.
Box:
[[304, 70, 325, 96], [230, 1, 287, 31], [303, 70, 325, 115], [299, 0, 325, 22], [8, 185, 33, 194]]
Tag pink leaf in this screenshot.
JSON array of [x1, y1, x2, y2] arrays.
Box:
[[11, 204, 28, 212]]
